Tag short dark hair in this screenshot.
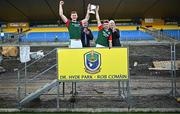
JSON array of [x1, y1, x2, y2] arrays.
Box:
[[71, 11, 77, 14], [103, 20, 109, 24]]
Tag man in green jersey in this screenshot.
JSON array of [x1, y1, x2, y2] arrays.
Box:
[[95, 6, 112, 48], [59, 1, 90, 95], [59, 1, 90, 48]]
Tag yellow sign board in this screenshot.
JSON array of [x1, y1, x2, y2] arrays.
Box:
[[57, 48, 128, 81]]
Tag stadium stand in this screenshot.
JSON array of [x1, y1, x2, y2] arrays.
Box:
[[21, 30, 154, 42], [2, 25, 180, 42], [120, 30, 154, 41], [163, 30, 180, 40]]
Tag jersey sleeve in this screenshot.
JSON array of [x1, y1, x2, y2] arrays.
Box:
[[98, 24, 103, 31], [108, 35, 112, 41], [66, 19, 70, 27]]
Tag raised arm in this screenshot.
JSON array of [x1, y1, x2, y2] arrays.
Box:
[[95, 5, 101, 26], [82, 4, 90, 23], [59, 1, 68, 23]]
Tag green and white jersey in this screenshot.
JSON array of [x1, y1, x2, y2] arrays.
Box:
[[95, 24, 112, 47], [66, 20, 81, 39]]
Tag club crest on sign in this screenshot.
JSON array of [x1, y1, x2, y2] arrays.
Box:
[[84, 50, 101, 74]]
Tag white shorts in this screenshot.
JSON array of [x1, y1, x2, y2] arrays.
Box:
[[96, 44, 105, 48], [69, 39, 82, 48]]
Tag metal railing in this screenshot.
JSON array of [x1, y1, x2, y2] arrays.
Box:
[[140, 26, 179, 43], [4, 29, 31, 43], [17, 48, 58, 107], [11, 45, 179, 109]]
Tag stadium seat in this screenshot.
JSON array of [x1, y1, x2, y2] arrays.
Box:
[[163, 30, 180, 40], [14, 30, 155, 42], [5, 29, 180, 42]]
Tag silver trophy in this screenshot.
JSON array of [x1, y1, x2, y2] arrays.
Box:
[[89, 4, 97, 14]]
